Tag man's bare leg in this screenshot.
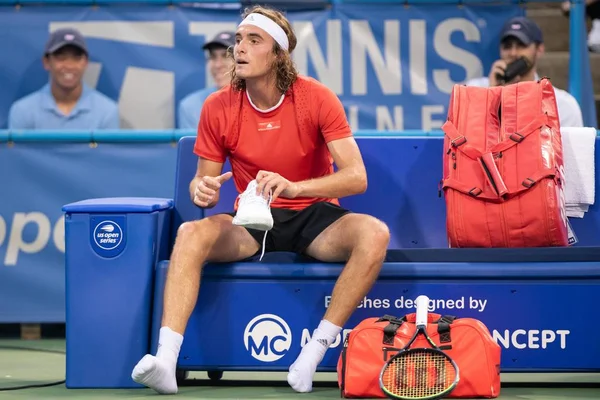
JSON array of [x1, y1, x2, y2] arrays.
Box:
[[162, 215, 260, 333], [287, 213, 389, 393], [132, 214, 260, 394]]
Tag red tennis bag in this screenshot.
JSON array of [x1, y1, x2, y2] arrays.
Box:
[[440, 78, 569, 247], [337, 313, 501, 398]]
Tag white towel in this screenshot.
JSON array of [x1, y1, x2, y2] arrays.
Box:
[[561, 127, 596, 218]]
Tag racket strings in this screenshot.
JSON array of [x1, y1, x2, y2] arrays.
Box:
[[382, 350, 456, 399]]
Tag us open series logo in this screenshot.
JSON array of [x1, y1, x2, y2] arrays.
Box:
[[93, 221, 123, 251]]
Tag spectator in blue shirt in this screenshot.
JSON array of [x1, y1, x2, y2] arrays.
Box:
[[8, 28, 119, 130], [177, 31, 235, 130]]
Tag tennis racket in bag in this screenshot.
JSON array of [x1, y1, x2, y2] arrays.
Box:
[[337, 307, 500, 398]]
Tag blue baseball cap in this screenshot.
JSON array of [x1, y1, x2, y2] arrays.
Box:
[[202, 31, 235, 51], [44, 28, 88, 56], [500, 17, 544, 45]]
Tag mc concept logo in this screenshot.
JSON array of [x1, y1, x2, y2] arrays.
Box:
[[244, 314, 292, 362]]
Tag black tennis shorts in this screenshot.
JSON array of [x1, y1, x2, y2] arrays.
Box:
[[226, 201, 350, 254]]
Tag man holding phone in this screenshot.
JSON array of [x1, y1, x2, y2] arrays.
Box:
[[466, 16, 583, 127]]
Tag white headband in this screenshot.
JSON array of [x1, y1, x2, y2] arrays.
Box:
[[238, 13, 289, 52]]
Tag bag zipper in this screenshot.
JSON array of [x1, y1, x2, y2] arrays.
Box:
[[340, 334, 349, 398], [455, 88, 468, 248], [498, 97, 510, 246]]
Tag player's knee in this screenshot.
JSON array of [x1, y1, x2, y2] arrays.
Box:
[[369, 219, 390, 251], [357, 217, 390, 256], [175, 219, 218, 247], [176, 221, 200, 241]]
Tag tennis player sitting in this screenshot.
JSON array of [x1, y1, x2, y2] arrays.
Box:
[[132, 5, 390, 394]]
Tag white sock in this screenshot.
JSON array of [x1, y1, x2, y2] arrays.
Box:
[[131, 326, 183, 394], [287, 320, 341, 393]]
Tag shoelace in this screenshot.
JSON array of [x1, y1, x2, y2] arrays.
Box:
[[239, 187, 272, 261], [259, 193, 272, 261]]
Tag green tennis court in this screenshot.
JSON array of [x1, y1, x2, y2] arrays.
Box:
[[1, 339, 599, 400]]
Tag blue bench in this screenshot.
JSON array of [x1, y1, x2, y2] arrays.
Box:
[[63, 136, 600, 389]]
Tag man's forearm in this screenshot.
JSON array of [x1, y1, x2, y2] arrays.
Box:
[[295, 166, 367, 199]]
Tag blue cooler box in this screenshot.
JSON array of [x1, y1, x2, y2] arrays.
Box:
[[62, 197, 173, 388]]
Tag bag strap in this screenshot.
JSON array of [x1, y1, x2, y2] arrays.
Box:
[[442, 178, 501, 201], [376, 313, 445, 345], [441, 120, 482, 160], [443, 166, 556, 201], [442, 113, 549, 160], [513, 167, 558, 194], [399, 313, 442, 324], [377, 315, 404, 324], [377, 315, 404, 345], [490, 114, 549, 154], [376, 314, 461, 346], [436, 315, 456, 345]]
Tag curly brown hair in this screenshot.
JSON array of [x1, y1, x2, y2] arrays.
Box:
[[229, 5, 298, 94]]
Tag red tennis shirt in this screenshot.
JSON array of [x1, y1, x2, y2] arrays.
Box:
[[194, 75, 353, 211]]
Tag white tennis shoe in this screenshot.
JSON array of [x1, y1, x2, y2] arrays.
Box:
[[232, 179, 273, 231]]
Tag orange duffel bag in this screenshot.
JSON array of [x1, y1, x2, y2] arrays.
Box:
[[337, 313, 501, 398], [440, 78, 569, 248]]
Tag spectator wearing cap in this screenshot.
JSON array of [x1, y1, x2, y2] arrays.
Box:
[[466, 16, 583, 127], [8, 28, 119, 130], [177, 31, 235, 129]]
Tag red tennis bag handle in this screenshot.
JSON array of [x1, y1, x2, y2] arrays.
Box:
[[378, 313, 442, 325], [441, 113, 555, 202], [377, 313, 456, 346]]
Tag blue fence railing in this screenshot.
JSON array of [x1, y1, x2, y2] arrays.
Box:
[[1, 129, 599, 143]]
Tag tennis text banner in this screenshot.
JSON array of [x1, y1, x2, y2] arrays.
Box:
[[0, 4, 520, 130]]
